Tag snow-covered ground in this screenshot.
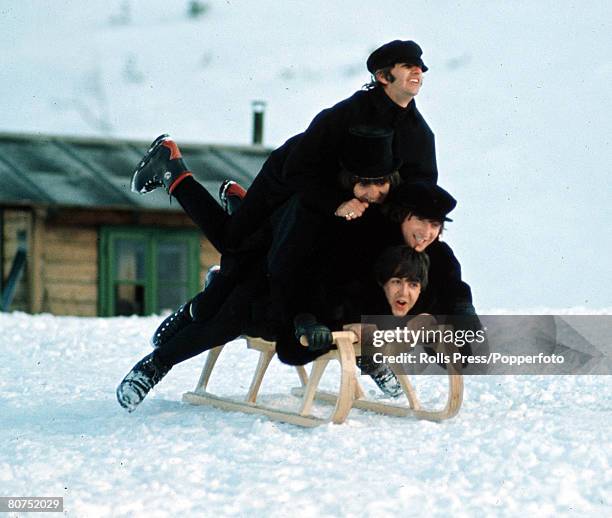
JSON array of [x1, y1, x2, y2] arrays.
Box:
[[1, 311, 610, 517]]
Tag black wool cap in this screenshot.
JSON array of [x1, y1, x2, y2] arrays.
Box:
[[386, 181, 456, 222], [367, 40, 428, 74]]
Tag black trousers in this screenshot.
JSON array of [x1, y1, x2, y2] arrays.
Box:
[[156, 177, 328, 367], [266, 195, 328, 325], [155, 271, 326, 367], [224, 136, 297, 252], [155, 273, 249, 366], [172, 176, 229, 253]]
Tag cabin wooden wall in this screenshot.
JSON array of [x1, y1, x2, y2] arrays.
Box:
[[43, 224, 99, 316], [1, 206, 221, 316]]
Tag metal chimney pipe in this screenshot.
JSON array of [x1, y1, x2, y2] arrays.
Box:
[[251, 100, 266, 145]]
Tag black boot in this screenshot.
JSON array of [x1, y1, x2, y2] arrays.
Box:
[[204, 265, 220, 289], [116, 351, 172, 412], [357, 356, 403, 398], [131, 134, 192, 194], [219, 179, 246, 215], [151, 302, 192, 348]]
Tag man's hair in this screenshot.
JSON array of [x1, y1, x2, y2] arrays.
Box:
[[374, 245, 430, 288], [363, 66, 395, 90], [383, 204, 446, 234], [338, 169, 401, 192]]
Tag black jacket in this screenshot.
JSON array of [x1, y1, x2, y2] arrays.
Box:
[[225, 86, 437, 251], [413, 240, 475, 316], [283, 86, 438, 215]]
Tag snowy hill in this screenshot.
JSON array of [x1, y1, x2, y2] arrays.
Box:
[[1, 0, 611, 311], [1, 311, 610, 516]]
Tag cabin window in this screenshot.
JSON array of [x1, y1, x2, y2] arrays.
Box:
[[99, 227, 200, 316]]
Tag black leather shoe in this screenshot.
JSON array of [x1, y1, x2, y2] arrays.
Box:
[[131, 134, 191, 194]]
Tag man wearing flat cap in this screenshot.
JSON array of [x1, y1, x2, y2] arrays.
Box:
[[222, 39, 436, 248], [131, 39, 440, 352], [211, 39, 438, 323]]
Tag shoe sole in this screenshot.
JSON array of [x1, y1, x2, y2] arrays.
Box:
[[130, 133, 170, 193]]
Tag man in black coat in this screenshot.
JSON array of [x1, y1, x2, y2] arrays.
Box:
[[129, 39, 438, 331], [305, 180, 477, 323], [117, 126, 414, 411], [222, 41, 437, 326], [221, 40, 436, 252], [115, 179, 476, 412]]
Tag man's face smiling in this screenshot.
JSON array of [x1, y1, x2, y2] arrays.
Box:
[[383, 63, 424, 104], [401, 215, 442, 252], [383, 277, 421, 317]]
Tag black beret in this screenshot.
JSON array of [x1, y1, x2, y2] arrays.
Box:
[[386, 181, 456, 222], [367, 40, 428, 74]]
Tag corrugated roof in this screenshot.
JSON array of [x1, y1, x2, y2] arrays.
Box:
[[0, 132, 271, 211]]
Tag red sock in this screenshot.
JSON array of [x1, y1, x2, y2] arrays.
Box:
[[168, 171, 193, 194]]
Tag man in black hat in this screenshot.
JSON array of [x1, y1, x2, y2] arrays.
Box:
[[131, 39, 436, 298], [219, 39, 436, 252], [376, 181, 476, 316], [228, 40, 435, 331], [130, 126, 403, 332]]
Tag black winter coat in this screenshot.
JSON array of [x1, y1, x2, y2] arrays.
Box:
[[283, 86, 438, 215], [225, 86, 437, 251]]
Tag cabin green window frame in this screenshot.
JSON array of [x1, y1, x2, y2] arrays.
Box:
[[99, 226, 200, 316]]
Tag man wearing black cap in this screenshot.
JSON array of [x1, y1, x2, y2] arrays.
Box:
[[127, 40, 440, 371], [219, 39, 436, 253], [219, 39, 437, 341], [377, 181, 476, 316], [313, 180, 476, 321]]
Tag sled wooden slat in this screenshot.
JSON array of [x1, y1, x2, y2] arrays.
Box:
[[182, 391, 326, 427], [182, 326, 463, 426], [290, 373, 463, 422]]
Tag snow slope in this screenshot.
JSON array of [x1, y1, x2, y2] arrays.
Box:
[[0, 312, 610, 517], [0, 1, 611, 311]]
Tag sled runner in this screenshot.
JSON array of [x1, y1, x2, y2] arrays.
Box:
[[182, 327, 463, 427]]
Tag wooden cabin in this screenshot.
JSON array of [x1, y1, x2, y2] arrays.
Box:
[[0, 132, 270, 316]]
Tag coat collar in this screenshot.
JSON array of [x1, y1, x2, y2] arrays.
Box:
[[370, 86, 416, 122]]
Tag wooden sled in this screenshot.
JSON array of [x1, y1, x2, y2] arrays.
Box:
[[182, 328, 463, 427]]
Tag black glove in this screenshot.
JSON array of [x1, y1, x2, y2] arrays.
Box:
[[293, 313, 333, 351]]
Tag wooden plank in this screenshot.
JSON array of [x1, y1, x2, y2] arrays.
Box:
[[45, 226, 98, 245], [45, 208, 196, 228], [194, 346, 224, 392], [43, 243, 98, 263], [44, 261, 98, 283], [290, 387, 412, 417], [45, 282, 97, 303], [245, 350, 275, 404], [49, 300, 97, 316], [329, 335, 359, 424], [300, 358, 330, 416], [182, 391, 326, 428], [29, 208, 45, 313], [3, 209, 31, 226]]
